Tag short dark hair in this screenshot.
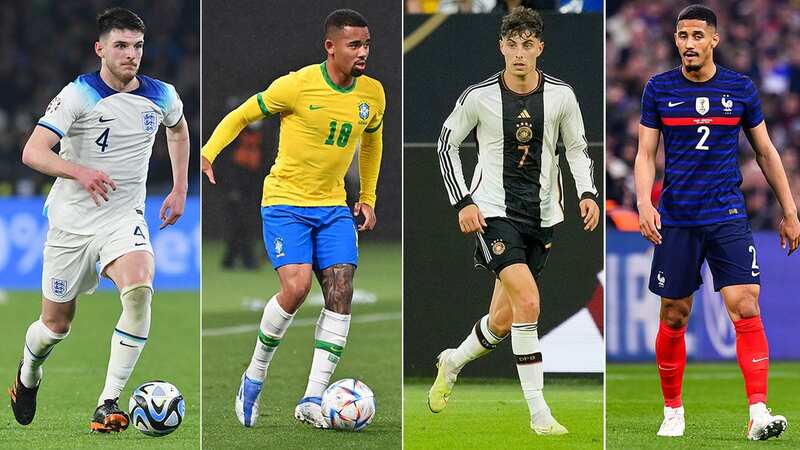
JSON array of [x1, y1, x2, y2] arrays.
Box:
[[677, 5, 717, 28], [97, 7, 146, 38], [500, 7, 544, 40], [324, 9, 368, 38]]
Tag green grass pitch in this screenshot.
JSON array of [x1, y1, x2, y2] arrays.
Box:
[[0, 290, 200, 449], [404, 377, 603, 449], [202, 241, 401, 449], [607, 362, 800, 449]]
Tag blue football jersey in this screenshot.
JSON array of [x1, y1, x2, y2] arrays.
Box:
[[640, 65, 763, 226]]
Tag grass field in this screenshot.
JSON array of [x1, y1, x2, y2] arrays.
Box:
[[0, 290, 200, 449], [607, 362, 800, 449], [202, 241, 401, 449], [404, 377, 603, 449]]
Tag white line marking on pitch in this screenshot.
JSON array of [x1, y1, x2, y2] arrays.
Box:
[[203, 311, 401, 337]]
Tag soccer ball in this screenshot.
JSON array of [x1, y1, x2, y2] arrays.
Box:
[[321, 378, 375, 431], [129, 381, 185, 437]]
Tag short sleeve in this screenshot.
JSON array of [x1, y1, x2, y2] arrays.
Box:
[[257, 72, 298, 116], [639, 79, 661, 129], [164, 83, 184, 127], [741, 77, 764, 129], [37, 83, 86, 138]]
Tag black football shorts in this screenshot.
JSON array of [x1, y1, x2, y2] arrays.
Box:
[[473, 217, 554, 279]]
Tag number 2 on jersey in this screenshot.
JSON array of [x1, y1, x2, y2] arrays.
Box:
[[696, 125, 710, 151], [324, 120, 352, 148], [96, 128, 110, 152]]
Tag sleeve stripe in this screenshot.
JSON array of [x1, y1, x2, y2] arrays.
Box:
[[437, 127, 463, 203], [256, 93, 271, 116], [364, 117, 383, 133], [37, 120, 64, 138], [457, 74, 500, 105]]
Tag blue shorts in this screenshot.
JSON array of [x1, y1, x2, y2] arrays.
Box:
[[649, 219, 760, 298], [261, 205, 358, 270]]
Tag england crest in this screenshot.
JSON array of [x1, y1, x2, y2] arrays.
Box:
[[51, 278, 68, 298], [358, 102, 370, 120], [695, 97, 709, 115], [142, 111, 157, 134]]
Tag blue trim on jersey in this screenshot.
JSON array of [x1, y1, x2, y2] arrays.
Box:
[[73, 72, 174, 116], [36, 120, 64, 138]]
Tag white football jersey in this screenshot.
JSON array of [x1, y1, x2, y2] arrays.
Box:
[[38, 72, 183, 235], [437, 71, 597, 227]]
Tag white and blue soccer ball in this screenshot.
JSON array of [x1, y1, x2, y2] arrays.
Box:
[[129, 381, 185, 437], [321, 378, 375, 431]]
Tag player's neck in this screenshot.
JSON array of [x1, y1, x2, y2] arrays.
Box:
[[99, 67, 140, 93], [324, 60, 355, 90], [502, 68, 539, 94], [681, 62, 717, 83]]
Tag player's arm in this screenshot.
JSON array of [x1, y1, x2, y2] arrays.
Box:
[[22, 126, 116, 207], [634, 125, 662, 244], [202, 74, 298, 184], [160, 116, 190, 229], [745, 122, 800, 254], [560, 90, 599, 232], [438, 91, 483, 234], [354, 86, 385, 232]]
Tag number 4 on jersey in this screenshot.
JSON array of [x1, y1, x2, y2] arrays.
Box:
[[96, 128, 110, 152]]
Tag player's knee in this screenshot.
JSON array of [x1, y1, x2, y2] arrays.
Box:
[[120, 284, 153, 320], [733, 292, 760, 318], [661, 304, 690, 328], [512, 295, 540, 320], [41, 315, 71, 335], [282, 277, 312, 303]]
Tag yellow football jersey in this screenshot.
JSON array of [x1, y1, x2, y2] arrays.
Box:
[[202, 62, 385, 207]]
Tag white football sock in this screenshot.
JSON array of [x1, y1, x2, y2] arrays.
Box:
[[512, 322, 549, 420], [21, 318, 69, 388], [303, 308, 350, 399], [449, 314, 506, 371], [98, 284, 152, 405], [245, 294, 294, 381]]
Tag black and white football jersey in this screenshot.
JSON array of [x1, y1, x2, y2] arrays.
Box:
[[437, 70, 597, 227]]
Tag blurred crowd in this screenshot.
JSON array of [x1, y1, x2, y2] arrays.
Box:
[[0, 1, 200, 198], [405, 0, 602, 14], [607, 0, 800, 231]]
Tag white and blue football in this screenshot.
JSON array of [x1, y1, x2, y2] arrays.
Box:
[[321, 378, 375, 431], [129, 381, 185, 437]]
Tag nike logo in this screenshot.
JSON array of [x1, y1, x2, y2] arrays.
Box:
[[658, 365, 676, 371], [99, 116, 116, 123], [668, 101, 685, 107], [120, 341, 139, 348], [134, 242, 147, 246], [309, 105, 325, 110], [752, 271, 760, 277], [752, 357, 768, 363]]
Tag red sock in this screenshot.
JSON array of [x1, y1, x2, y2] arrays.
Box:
[[733, 316, 769, 405], [655, 321, 686, 408]]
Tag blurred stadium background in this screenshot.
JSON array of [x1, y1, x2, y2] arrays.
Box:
[[201, 0, 401, 448], [404, 8, 603, 449], [0, 1, 200, 448], [606, 1, 800, 447]]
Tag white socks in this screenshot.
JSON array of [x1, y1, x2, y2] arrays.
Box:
[[512, 322, 549, 419], [98, 284, 152, 405], [21, 319, 69, 388], [303, 308, 351, 399], [449, 314, 506, 371], [245, 295, 294, 381]]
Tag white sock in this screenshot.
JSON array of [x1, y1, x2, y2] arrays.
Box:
[[21, 319, 69, 388], [511, 322, 549, 419], [303, 308, 350, 399], [245, 295, 294, 381], [449, 315, 506, 371], [750, 402, 768, 419], [98, 284, 152, 405]]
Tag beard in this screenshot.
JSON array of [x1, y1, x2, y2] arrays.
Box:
[[350, 66, 365, 77], [685, 63, 701, 72], [111, 63, 138, 83]]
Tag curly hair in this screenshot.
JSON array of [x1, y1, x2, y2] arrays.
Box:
[[500, 7, 544, 40]]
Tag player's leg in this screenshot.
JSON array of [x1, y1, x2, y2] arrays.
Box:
[[649, 224, 704, 437], [92, 249, 154, 432], [497, 263, 567, 435], [428, 280, 510, 413], [296, 206, 358, 427], [237, 206, 314, 427]]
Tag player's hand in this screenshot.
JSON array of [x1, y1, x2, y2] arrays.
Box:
[[579, 198, 600, 231], [160, 189, 187, 229], [201, 155, 216, 185], [75, 166, 116, 207], [353, 202, 376, 231], [637, 202, 662, 245], [458, 204, 487, 234], [779, 213, 800, 255]]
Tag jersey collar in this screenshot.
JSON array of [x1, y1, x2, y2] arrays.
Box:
[[320, 62, 357, 94]]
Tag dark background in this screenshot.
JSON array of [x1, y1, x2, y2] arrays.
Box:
[[404, 13, 604, 377], [202, 0, 402, 243]]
